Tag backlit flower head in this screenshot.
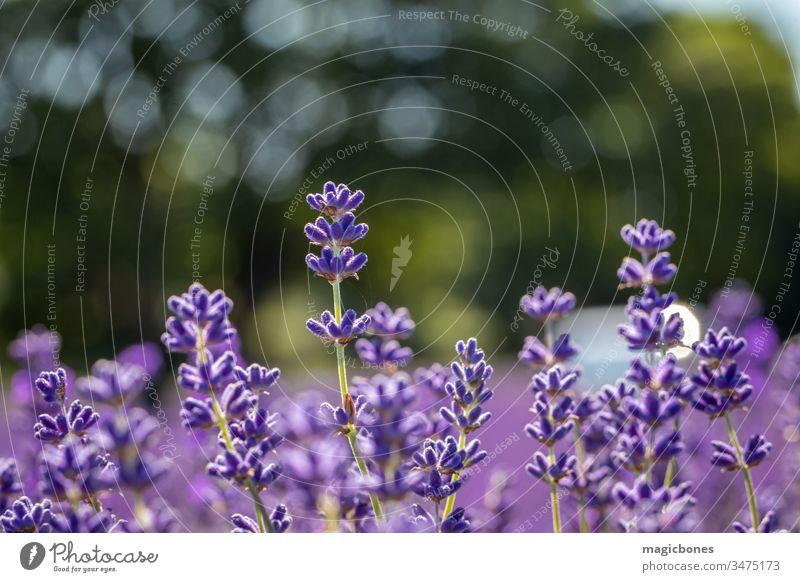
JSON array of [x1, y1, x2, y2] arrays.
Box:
[[307, 181, 365, 219]]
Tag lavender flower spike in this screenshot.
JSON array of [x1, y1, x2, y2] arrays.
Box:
[[306, 181, 365, 218], [621, 219, 676, 256], [1, 496, 55, 533], [520, 286, 576, 322], [35, 368, 67, 404]]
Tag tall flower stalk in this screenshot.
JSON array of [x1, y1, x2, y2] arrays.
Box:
[[519, 286, 579, 532], [438, 338, 494, 521], [304, 181, 384, 524], [606, 220, 696, 532], [691, 327, 769, 531], [163, 283, 288, 533]]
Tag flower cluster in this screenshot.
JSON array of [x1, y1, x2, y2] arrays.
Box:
[[2, 202, 795, 535], [163, 283, 289, 533], [689, 326, 769, 531], [355, 302, 415, 370], [519, 285, 584, 532], [606, 220, 695, 532]]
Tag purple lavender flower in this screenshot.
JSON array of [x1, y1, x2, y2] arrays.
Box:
[[177, 350, 236, 393], [161, 284, 235, 353], [8, 325, 57, 371], [229, 408, 283, 450], [180, 397, 216, 430], [167, 283, 233, 323], [617, 253, 677, 288], [711, 434, 772, 470], [625, 354, 685, 392], [626, 286, 676, 314], [306, 309, 370, 345], [613, 424, 683, 472], [406, 504, 470, 533], [526, 451, 577, 482], [412, 469, 463, 503], [51, 505, 123, 533], [39, 444, 116, 501], [1, 496, 55, 532], [306, 181, 365, 219], [412, 436, 486, 474], [218, 382, 257, 420], [529, 365, 580, 396], [34, 400, 99, 443], [0, 459, 22, 513], [519, 334, 579, 368], [439, 338, 494, 434], [621, 219, 676, 255], [613, 476, 689, 510], [626, 391, 681, 427], [34, 368, 67, 404], [414, 363, 451, 396], [233, 363, 280, 391], [320, 394, 367, 436], [693, 327, 748, 362], [363, 302, 415, 340], [691, 361, 753, 417], [355, 338, 413, 368], [231, 513, 259, 533], [354, 373, 427, 469], [75, 359, 147, 405], [618, 308, 684, 351], [733, 511, 783, 533], [207, 439, 282, 490], [304, 212, 369, 247], [305, 246, 368, 281], [520, 286, 576, 322], [268, 504, 292, 533]]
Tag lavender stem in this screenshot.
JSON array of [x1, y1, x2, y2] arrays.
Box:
[[724, 412, 760, 531], [331, 277, 385, 525]]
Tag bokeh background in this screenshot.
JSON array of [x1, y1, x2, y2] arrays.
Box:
[[1, 0, 799, 532], [1, 0, 799, 367]]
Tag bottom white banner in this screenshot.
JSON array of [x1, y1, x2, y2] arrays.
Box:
[[0, 533, 797, 580]]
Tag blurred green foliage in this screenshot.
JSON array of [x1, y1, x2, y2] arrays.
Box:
[[0, 0, 798, 372]]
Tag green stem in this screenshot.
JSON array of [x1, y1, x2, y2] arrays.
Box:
[[724, 413, 760, 531], [246, 480, 274, 533], [548, 445, 562, 533], [573, 425, 590, 533], [434, 501, 442, 533], [441, 431, 467, 520], [346, 431, 384, 522], [331, 277, 385, 525], [210, 391, 270, 533]]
